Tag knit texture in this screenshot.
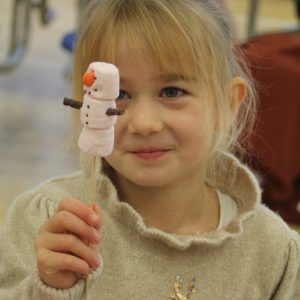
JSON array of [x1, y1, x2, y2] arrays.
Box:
[[0, 153, 299, 299]]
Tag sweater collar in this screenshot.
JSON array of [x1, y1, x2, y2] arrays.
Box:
[[82, 152, 261, 250]]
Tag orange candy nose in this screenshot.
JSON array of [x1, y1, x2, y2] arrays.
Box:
[[83, 69, 95, 87]]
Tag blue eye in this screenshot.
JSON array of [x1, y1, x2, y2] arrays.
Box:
[[161, 87, 185, 98], [117, 90, 128, 100]]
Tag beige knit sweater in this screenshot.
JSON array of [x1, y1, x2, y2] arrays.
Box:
[[0, 153, 299, 300]]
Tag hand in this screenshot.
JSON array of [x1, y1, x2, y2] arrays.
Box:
[[35, 197, 102, 289]]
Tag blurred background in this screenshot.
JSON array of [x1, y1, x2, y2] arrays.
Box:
[[0, 0, 299, 229]]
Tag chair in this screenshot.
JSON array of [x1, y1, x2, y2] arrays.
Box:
[[242, 1, 300, 225], [0, 0, 53, 72]]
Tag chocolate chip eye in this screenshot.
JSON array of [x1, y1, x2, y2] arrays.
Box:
[[88, 91, 91, 95], [94, 89, 98, 91], [87, 105, 90, 109]]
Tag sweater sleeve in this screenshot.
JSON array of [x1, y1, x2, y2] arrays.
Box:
[[273, 232, 300, 300], [0, 190, 86, 300]]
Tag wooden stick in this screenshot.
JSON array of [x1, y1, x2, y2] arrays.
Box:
[[84, 278, 89, 300], [90, 156, 97, 207], [84, 156, 97, 300]]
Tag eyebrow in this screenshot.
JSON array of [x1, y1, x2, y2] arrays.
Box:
[[157, 73, 197, 83]]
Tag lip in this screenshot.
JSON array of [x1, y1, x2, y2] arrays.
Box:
[[130, 148, 170, 160]]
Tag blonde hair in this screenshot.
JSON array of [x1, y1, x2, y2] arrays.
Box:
[[72, 0, 256, 165]]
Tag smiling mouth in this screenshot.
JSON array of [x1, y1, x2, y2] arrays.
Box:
[[130, 149, 170, 160]]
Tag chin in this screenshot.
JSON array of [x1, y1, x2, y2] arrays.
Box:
[[130, 177, 165, 187], [125, 171, 171, 187]]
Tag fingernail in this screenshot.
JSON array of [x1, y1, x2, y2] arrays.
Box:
[[91, 228, 100, 242], [93, 257, 100, 269], [88, 213, 98, 224]]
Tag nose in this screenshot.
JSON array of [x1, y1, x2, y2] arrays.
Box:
[[82, 69, 95, 87], [127, 98, 163, 136]]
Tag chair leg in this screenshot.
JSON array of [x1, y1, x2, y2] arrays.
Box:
[[31, 0, 54, 25], [0, 0, 31, 72], [247, 0, 259, 38]]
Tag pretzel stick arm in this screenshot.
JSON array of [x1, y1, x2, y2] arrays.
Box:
[[106, 107, 125, 116], [63, 98, 125, 117], [63, 97, 82, 109]]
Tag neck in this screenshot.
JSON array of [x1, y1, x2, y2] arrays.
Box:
[[115, 171, 220, 235]]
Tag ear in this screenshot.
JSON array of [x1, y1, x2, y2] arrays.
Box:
[[230, 77, 247, 117]]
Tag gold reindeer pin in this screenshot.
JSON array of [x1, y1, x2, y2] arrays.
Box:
[[171, 275, 196, 300]]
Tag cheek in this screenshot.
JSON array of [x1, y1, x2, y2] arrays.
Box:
[[105, 152, 117, 168], [177, 113, 215, 153], [106, 120, 125, 164], [104, 144, 123, 173], [173, 109, 205, 137], [112, 119, 124, 146]]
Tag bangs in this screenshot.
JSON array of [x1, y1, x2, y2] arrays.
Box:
[[84, 0, 203, 79]]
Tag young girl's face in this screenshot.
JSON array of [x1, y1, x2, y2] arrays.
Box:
[[105, 45, 216, 188]]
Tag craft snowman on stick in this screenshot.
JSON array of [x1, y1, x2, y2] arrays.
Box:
[[79, 62, 123, 157], [64, 61, 124, 205], [64, 62, 124, 299], [65, 62, 124, 157]]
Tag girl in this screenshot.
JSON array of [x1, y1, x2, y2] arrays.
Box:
[[1, 0, 299, 299]]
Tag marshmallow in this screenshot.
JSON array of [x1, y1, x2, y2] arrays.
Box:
[[83, 62, 120, 100], [78, 62, 120, 157], [80, 99, 117, 129], [78, 127, 115, 157]]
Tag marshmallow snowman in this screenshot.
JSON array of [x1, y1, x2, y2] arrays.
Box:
[[78, 62, 120, 157]]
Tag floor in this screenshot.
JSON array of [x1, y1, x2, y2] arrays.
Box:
[[0, 0, 299, 228]]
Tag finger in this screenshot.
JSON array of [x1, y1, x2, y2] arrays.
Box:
[[37, 233, 101, 269], [41, 269, 79, 290], [92, 203, 101, 216], [58, 197, 101, 229], [37, 248, 91, 276], [89, 241, 100, 254], [41, 210, 100, 244], [87, 202, 102, 230]]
